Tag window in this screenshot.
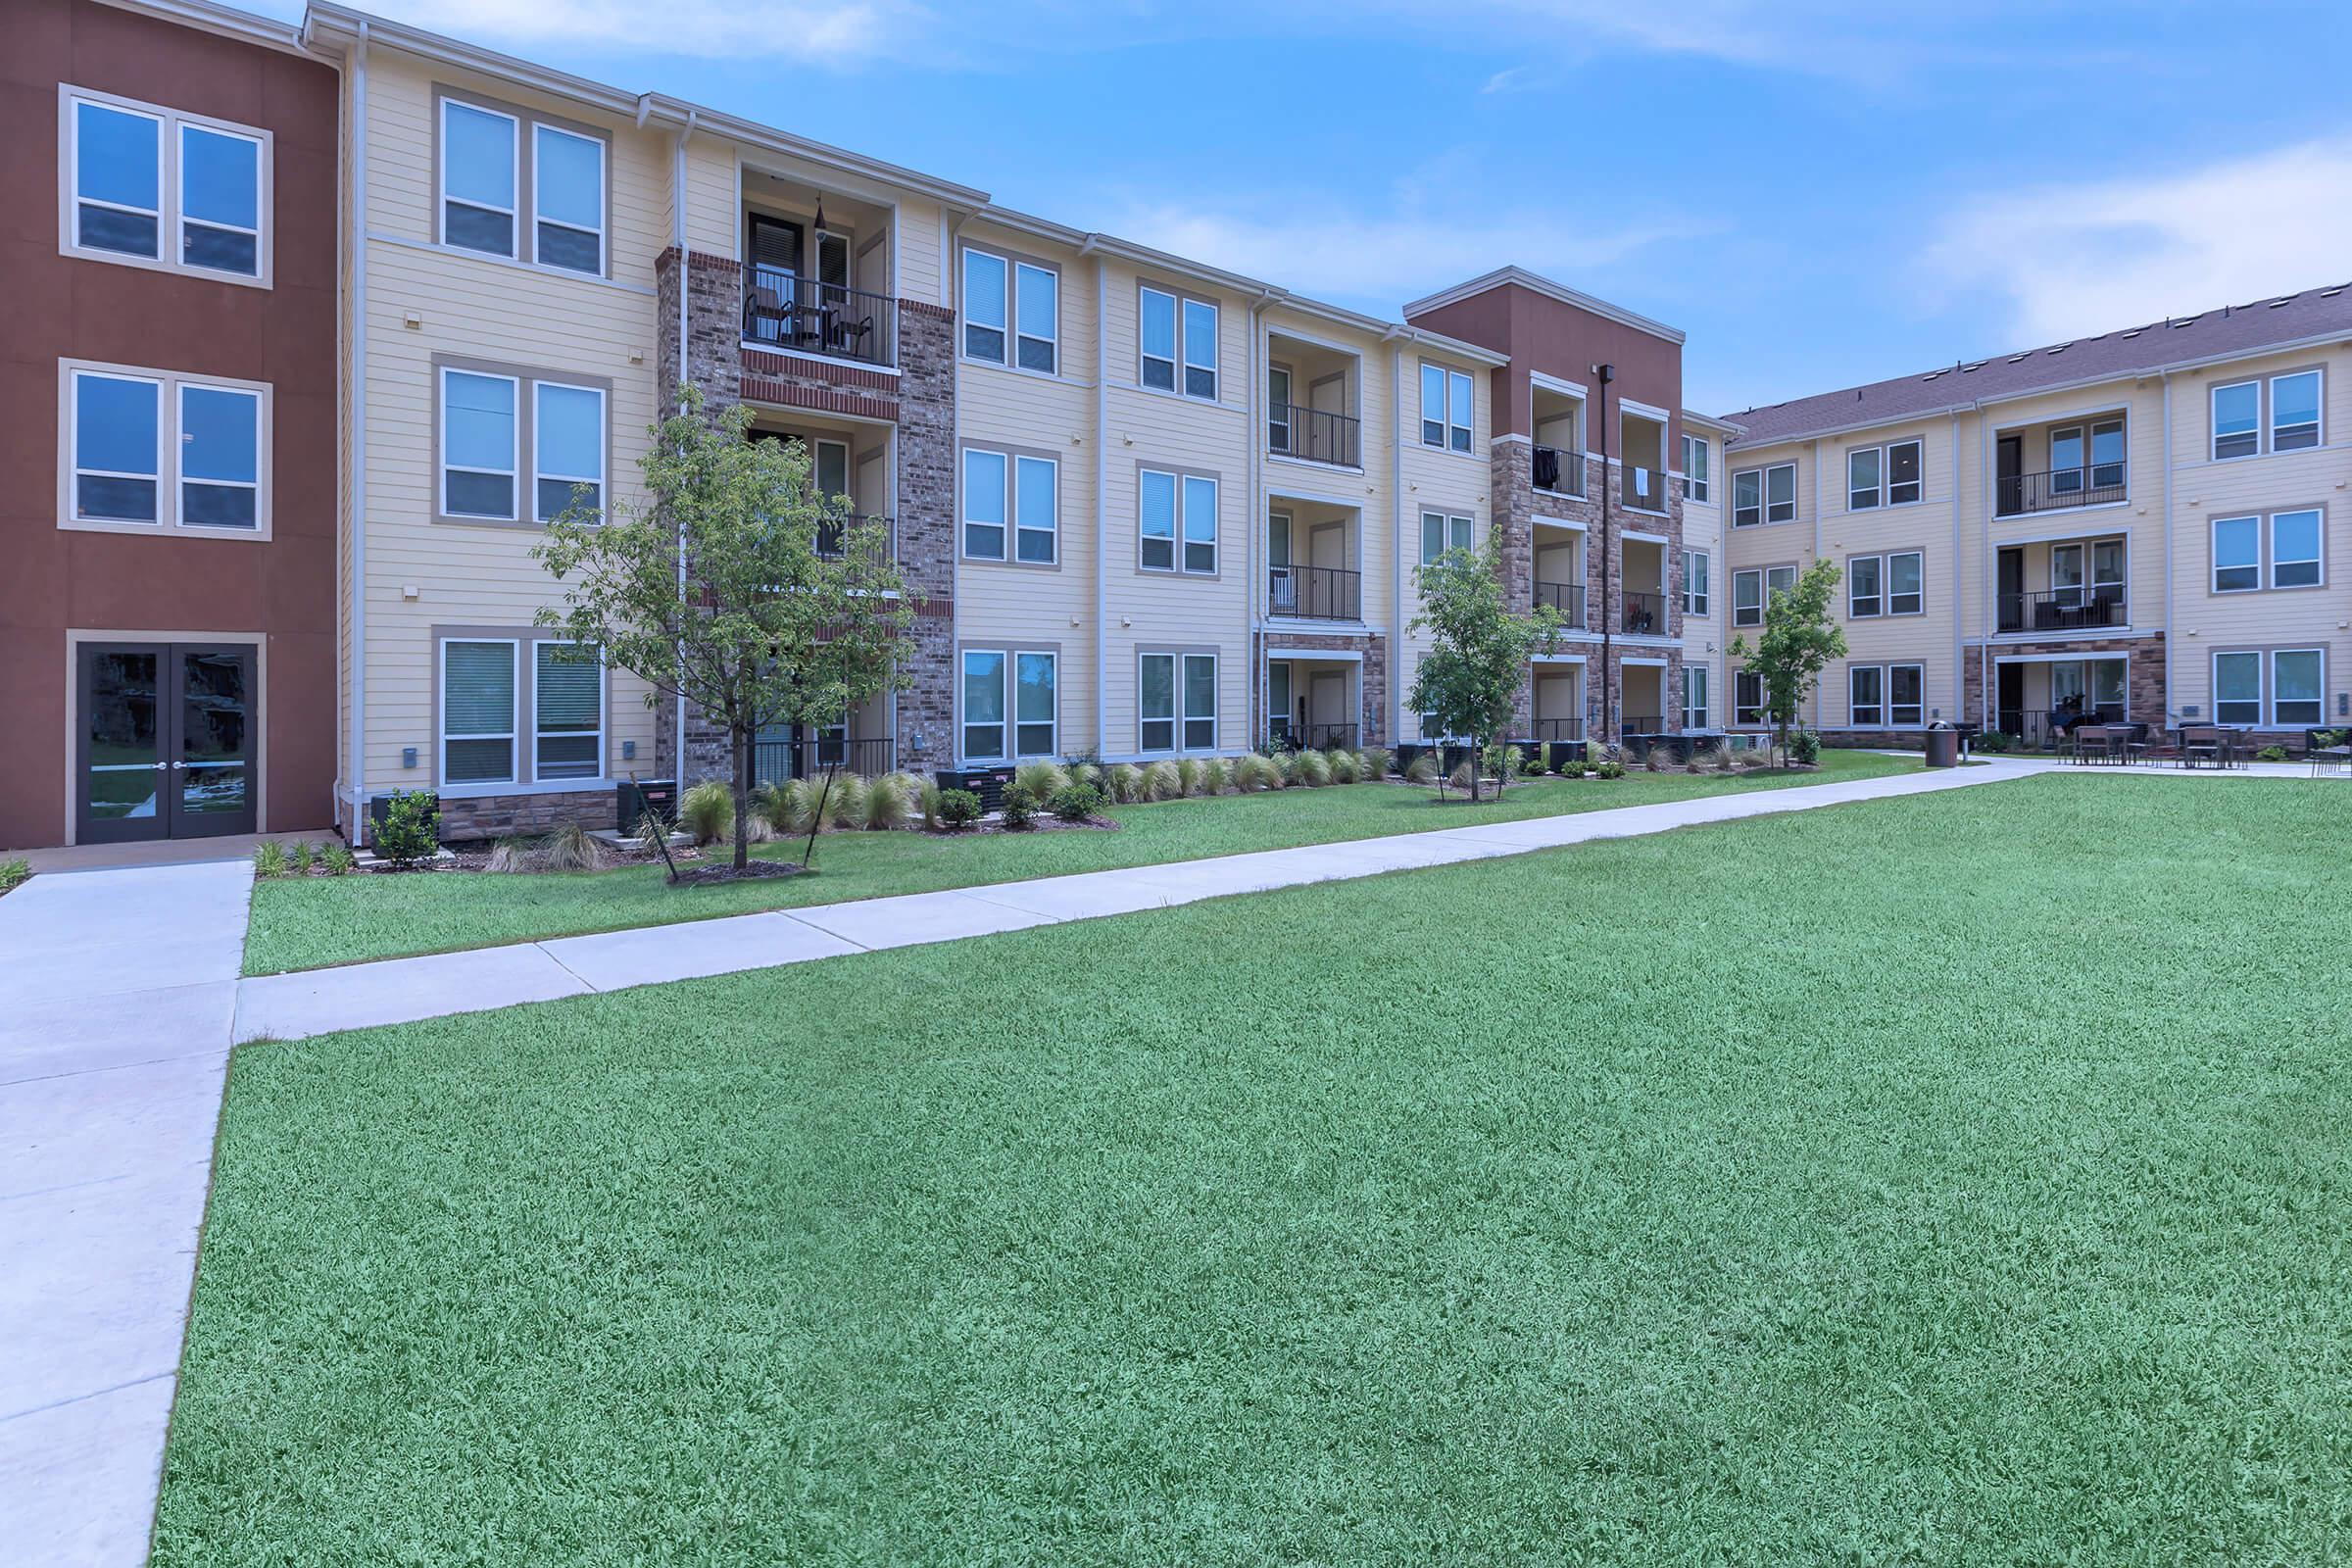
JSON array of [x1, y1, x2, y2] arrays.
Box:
[[1267, 367, 1292, 451], [2212, 380, 2259, 460], [2272, 370, 2322, 452], [1683, 665, 1708, 729], [962, 248, 1007, 363], [1139, 652, 1217, 753], [1886, 439, 1922, 505], [1887, 552, 1924, 615], [2087, 419, 2125, 489], [1140, 468, 1174, 570], [1015, 456, 1057, 564], [1140, 469, 1218, 574], [1683, 548, 1709, 615], [1420, 364, 1472, 451], [442, 639, 517, 784], [1732, 567, 1763, 627], [2049, 425, 2085, 495], [532, 381, 604, 521], [2212, 651, 2262, 726], [1734, 668, 1765, 726], [1732, 467, 1762, 528], [2212, 514, 2259, 593], [1735, 462, 1795, 526], [1182, 298, 1218, 400], [1015, 652, 1057, 755], [1681, 434, 1710, 502], [1847, 446, 1881, 511], [1849, 664, 1883, 726], [1765, 565, 1796, 605], [66, 364, 267, 534], [1848, 554, 1883, 617], [1888, 663, 1925, 727], [961, 650, 1005, 760], [962, 449, 1006, 560], [1849, 439, 1922, 509], [1183, 475, 1218, 572], [2272, 509, 2322, 588], [441, 99, 517, 258], [1419, 511, 1472, 565], [1140, 286, 1176, 391], [68, 90, 268, 281], [531, 123, 604, 274], [533, 642, 602, 779], [1014, 264, 1057, 373], [2274, 649, 2325, 726], [441, 368, 519, 519]]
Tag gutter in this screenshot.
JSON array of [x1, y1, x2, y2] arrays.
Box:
[[1389, 341, 1405, 745], [346, 20, 369, 844]]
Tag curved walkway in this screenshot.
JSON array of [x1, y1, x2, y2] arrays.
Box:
[[234, 758, 2055, 1046]]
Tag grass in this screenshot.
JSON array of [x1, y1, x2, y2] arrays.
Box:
[[160, 775, 2352, 1565], [242, 749, 1913, 973]]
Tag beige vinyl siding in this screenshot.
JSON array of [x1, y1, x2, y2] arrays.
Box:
[[896, 194, 944, 308], [680, 136, 738, 257]]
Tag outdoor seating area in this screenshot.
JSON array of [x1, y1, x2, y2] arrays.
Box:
[[2054, 722, 2347, 771]]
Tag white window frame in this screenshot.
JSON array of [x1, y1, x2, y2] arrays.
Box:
[[1014, 454, 1058, 564], [1012, 650, 1058, 758], [2270, 508, 2324, 590], [1419, 510, 1473, 566], [1732, 566, 1764, 627], [529, 122, 605, 275], [2211, 378, 2260, 461], [1848, 663, 1884, 727], [1888, 662, 1925, 728], [1139, 285, 1177, 392], [532, 641, 605, 781], [1848, 553, 1884, 618], [530, 380, 606, 523], [1764, 462, 1797, 523], [960, 649, 1009, 762], [62, 86, 272, 287], [1733, 668, 1766, 726], [1182, 652, 1219, 751], [1419, 362, 1472, 452], [1886, 550, 1925, 615], [1683, 547, 1709, 615], [1138, 652, 1178, 754], [61, 360, 271, 540], [960, 245, 1009, 365], [1886, 438, 1923, 505], [440, 367, 522, 522], [1182, 474, 1219, 573], [440, 637, 520, 787], [1681, 433, 1710, 502], [1846, 445, 1882, 512], [438, 97, 519, 261], [1731, 466, 1762, 528], [961, 448, 1007, 562], [2270, 369, 2323, 453], [2271, 647, 2327, 728], [1682, 664, 1709, 729], [1735, 462, 1796, 526], [1181, 297, 1219, 402], [1013, 262, 1058, 374], [2210, 514, 2261, 594]]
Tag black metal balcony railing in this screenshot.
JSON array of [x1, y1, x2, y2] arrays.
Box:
[[1995, 706, 2125, 750], [1530, 717, 1586, 743], [1620, 714, 1666, 736], [754, 734, 896, 783], [742, 265, 896, 368], [814, 513, 895, 566], [1997, 588, 2128, 634], [1267, 403, 1362, 468], [1620, 466, 1671, 512], [1268, 722, 1359, 753], [1621, 590, 1666, 635], [1532, 445, 1587, 497], [1996, 466, 2127, 516], [1269, 564, 1362, 620], [1535, 580, 1588, 628]]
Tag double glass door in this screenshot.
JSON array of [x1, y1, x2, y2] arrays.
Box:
[[76, 643, 258, 843]]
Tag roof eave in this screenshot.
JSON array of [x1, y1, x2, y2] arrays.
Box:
[[1402, 266, 1687, 347]]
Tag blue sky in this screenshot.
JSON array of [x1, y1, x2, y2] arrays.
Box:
[[255, 0, 2352, 414]]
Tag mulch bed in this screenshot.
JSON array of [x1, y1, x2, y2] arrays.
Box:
[[663, 859, 806, 888], [927, 813, 1121, 837]]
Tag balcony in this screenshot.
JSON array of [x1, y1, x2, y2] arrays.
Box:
[[1269, 721, 1360, 752], [1618, 464, 1671, 514], [1535, 579, 1587, 628], [1997, 588, 2126, 635], [1533, 444, 1587, 497], [1528, 716, 1586, 743], [1268, 403, 1361, 468], [1621, 590, 1666, 635], [815, 513, 894, 567], [1269, 564, 1361, 621], [753, 733, 895, 782], [1996, 466, 2127, 517], [743, 268, 897, 368]]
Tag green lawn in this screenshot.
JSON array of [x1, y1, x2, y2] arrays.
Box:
[[244, 749, 1914, 973], [162, 775, 2352, 1565]]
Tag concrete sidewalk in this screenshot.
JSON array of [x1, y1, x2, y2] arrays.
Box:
[[0, 858, 253, 1567], [236, 759, 2045, 1045]]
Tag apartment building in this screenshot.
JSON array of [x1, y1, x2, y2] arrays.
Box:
[[1718, 290, 2352, 749], [3, 0, 338, 851]]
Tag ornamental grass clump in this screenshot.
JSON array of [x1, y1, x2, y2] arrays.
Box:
[[1363, 746, 1393, 780], [680, 779, 734, 845], [1194, 757, 1228, 795], [825, 774, 871, 830], [540, 820, 607, 870], [1405, 752, 1439, 785], [1143, 760, 1183, 802], [1295, 749, 1333, 787], [1106, 762, 1144, 804], [866, 772, 916, 831], [1175, 758, 1201, 797], [1328, 750, 1360, 784], [1013, 760, 1067, 801]]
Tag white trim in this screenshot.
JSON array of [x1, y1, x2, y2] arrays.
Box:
[[61, 83, 274, 289], [528, 121, 605, 274], [1265, 647, 1364, 664], [61, 360, 273, 541], [438, 637, 520, 788], [1621, 527, 1669, 546], [1531, 514, 1587, 533], [1617, 394, 1671, 424], [1529, 368, 1589, 400], [531, 641, 606, 781], [439, 366, 521, 521], [437, 96, 519, 260], [530, 379, 606, 523]]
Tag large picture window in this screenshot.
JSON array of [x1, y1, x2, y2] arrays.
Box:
[[439, 95, 606, 273], [439, 365, 607, 525], [66, 88, 269, 282], [1139, 653, 1218, 753], [1420, 363, 1473, 451], [1140, 468, 1217, 573], [960, 648, 1058, 761]]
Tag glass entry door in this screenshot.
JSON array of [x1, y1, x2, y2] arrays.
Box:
[[76, 643, 258, 843]]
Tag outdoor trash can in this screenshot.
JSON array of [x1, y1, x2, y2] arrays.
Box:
[[1926, 729, 1961, 768]]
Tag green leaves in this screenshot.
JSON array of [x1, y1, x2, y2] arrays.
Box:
[[1406, 539, 1562, 797], [1728, 558, 1846, 750]]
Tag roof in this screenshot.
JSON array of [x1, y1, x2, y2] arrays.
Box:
[[1402, 266, 1686, 347], [1723, 281, 2352, 449]]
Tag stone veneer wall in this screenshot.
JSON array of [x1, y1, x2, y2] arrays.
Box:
[[436, 788, 617, 844], [651, 249, 957, 784], [1960, 632, 2168, 737], [1258, 632, 1390, 747]]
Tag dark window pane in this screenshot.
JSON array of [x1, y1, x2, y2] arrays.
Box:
[[78, 474, 158, 521], [444, 737, 513, 782], [963, 522, 1004, 560], [1017, 336, 1054, 373], [536, 735, 600, 778], [445, 469, 514, 517], [1142, 358, 1175, 392], [182, 222, 258, 274], [444, 202, 514, 256], [964, 323, 1004, 363], [1185, 366, 1216, 400], [182, 482, 257, 529], [1016, 527, 1054, 564], [1185, 541, 1214, 573], [1450, 426, 1470, 453], [536, 221, 600, 273], [538, 477, 599, 521], [79, 204, 159, 258]]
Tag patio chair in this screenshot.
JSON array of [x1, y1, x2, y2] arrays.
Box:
[[2179, 725, 2227, 769]]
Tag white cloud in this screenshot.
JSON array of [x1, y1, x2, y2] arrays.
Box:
[[1921, 137, 2352, 343]]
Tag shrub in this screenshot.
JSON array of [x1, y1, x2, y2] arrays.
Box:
[[1050, 782, 1106, 822], [679, 778, 734, 844], [936, 788, 982, 831], [1788, 729, 1822, 765], [866, 772, 916, 831], [0, 858, 27, 894], [825, 774, 871, 830], [1405, 751, 1439, 785], [321, 843, 356, 876], [374, 789, 440, 867], [1363, 746, 1393, 780], [1106, 762, 1144, 804], [1594, 759, 1627, 780], [1014, 760, 1068, 801], [538, 823, 606, 871], [1973, 730, 2014, 754], [1560, 756, 1590, 779], [1483, 742, 1518, 782], [1195, 757, 1229, 795], [1175, 758, 1201, 797], [252, 841, 287, 878], [1328, 749, 1359, 784], [999, 783, 1039, 829], [918, 778, 943, 830], [2256, 744, 2290, 762], [485, 837, 531, 873], [1144, 760, 1183, 801]]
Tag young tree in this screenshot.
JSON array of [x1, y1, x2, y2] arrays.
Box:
[[1727, 557, 1846, 763], [1406, 537, 1562, 802], [534, 392, 911, 874]]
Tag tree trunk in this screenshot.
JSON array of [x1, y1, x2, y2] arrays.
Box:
[[1468, 734, 1483, 802], [731, 722, 753, 872]]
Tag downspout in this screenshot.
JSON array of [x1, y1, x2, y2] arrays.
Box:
[[1247, 289, 1274, 747], [1089, 239, 1108, 758], [2160, 370, 2175, 722], [347, 22, 369, 845], [1596, 364, 1615, 741], [1389, 341, 1405, 744], [950, 209, 972, 765], [1949, 410, 1963, 723], [1810, 436, 1823, 732], [1977, 404, 1991, 728], [671, 111, 695, 781]]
